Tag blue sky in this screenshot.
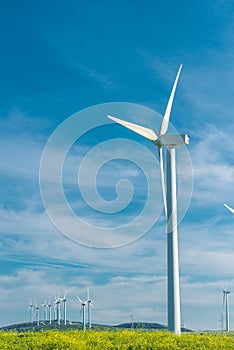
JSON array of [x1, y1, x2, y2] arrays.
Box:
[[1, 0, 234, 330]]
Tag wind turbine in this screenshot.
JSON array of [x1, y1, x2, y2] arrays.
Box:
[[57, 296, 61, 325], [76, 294, 87, 330], [28, 299, 34, 323], [86, 288, 94, 329], [107, 65, 189, 335], [224, 203, 234, 214], [61, 291, 67, 325], [223, 290, 231, 332], [48, 299, 52, 324], [34, 302, 40, 326], [54, 295, 61, 325], [53, 295, 57, 321], [41, 300, 48, 321]]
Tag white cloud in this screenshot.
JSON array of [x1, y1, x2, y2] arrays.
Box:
[[189, 124, 234, 207]]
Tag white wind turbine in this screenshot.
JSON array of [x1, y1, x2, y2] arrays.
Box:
[[57, 296, 62, 325], [28, 299, 34, 323], [61, 291, 67, 326], [34, 302, 40, 326], [86, 288, 94, 329], [54, 295, 61, 325], [48, 299, 52, 324], [76, 294, 87, 330], [41, 300, 48, 321], [224, 203, 234, 214], [53, 295, 57, 321], [223, 290, 231, 332], [107, 65, 189, 335]]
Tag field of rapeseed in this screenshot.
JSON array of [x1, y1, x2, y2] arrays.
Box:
[[0, 330, 234, 349]]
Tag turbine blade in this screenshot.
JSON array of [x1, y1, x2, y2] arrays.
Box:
[[159, 65, 182, 136], [87, 288, 90, 300], [107, 115, 158, 141], [224, 203, 234, 214], [76, 295, 83, 304], [158, 146, 167, 219]]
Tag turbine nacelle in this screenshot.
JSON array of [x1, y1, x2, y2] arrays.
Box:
[[76, 295, 87, 306], [153, 134, 190, 147], [61, 290, 67, 302]]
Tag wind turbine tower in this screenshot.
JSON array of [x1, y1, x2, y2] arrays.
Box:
[[76, 295, 87, 330], [61, 291, 67, 326], [107, 65, 189, 335], [54, 296, 61, 325], [29, 299, 34, 323], [34, 302, 40, 326], [223, 290, 231, 332], [57, 297, 61, 325], [86, 288, 94, 329], [48, 299, 52, 324], [53, 296, 57, 321], [41, 300, 48, 321]]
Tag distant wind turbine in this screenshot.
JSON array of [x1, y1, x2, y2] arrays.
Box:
[[107, 65, 189, 335], [48, 299, 52, 324], [224, 203, 234, 214], [57, 297, 61, 325], [53, 296, 57, 321], [76, 294, 87, 330], [61, 291, 67, 326], [28, 299, 34, 323], [34, 302, 40, 326], [223, 290, 231, 332], [86, 288, 94, 329], [41, 300, 48, 321], [54, 295, 61, 325]]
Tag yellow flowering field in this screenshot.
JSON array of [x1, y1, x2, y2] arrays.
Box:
[[0, 330, 234, 349]]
